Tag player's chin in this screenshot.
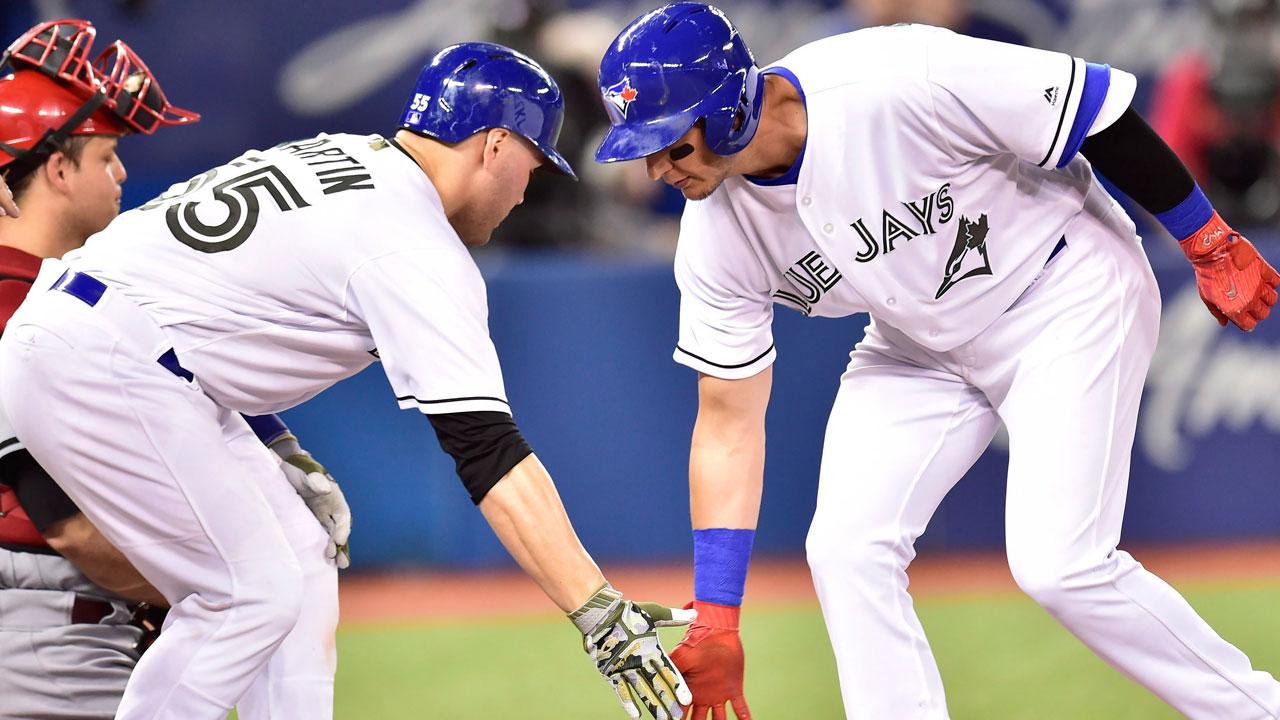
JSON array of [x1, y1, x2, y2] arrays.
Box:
[[680, 179, 722, 202]]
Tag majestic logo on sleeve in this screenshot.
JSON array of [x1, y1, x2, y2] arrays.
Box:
[[603, 79, 638, 119], [935, 214, 993, 299]]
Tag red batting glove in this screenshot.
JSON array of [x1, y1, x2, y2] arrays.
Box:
[[670, 601, 752, 720], [1179, 212, 1280, 332]]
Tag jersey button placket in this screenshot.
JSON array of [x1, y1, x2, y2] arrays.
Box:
[[822, 222, 834, 234]]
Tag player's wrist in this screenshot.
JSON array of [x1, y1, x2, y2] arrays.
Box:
[[1155, 183, 1216, 249], [1177, 211, 1234, 263], [267, 431, 301, 456], [691, 600, 741, 630], [693, 527, 755, 607], [567, 582, 623, 635]]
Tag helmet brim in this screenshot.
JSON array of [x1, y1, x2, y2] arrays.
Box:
[[535, 141, 577, 180], [594, 109, 699, 164]]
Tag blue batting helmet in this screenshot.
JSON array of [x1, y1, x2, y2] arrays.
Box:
[[594, 3, 763, 163], [400, 42, 576, 179]]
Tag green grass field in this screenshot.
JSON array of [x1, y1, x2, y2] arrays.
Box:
[[329, 581, 1280, 719]]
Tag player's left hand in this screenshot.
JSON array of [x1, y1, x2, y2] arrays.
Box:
[[1179, 212, 1280, 332], [671, 601, 752, 720], [570, 584, 695, 719], [270, 433, 351, 569]]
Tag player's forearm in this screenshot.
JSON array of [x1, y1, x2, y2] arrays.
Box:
[[478, 453, 606, 612], [689, 423, 765, 529], [686, 369, 772, 612], [689, 368, 771, 529], [43, 514, 168, 606]]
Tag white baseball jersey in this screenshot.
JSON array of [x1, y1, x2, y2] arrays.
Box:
[[61, 133, 509, 416], [673, 25, 1138, 379]]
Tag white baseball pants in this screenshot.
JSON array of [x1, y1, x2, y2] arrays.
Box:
[[806, 204, 1280, 718], [0, 262, 338, 720]]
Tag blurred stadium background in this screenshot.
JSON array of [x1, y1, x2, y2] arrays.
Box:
[[6, 0, 1280, 717]]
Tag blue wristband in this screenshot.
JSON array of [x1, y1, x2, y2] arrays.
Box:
[[243, 413, 290, 446], [693, 528, 755, 607], [1154, 184, 1214, 241]]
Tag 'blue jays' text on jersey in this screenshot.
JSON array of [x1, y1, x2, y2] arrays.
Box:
[[672, 24, 1138, 379]]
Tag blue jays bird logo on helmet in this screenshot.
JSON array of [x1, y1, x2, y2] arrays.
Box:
[[602, 78, 638, 122]]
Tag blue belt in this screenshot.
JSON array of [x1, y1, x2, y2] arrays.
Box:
[[50, 270, 195, 382]]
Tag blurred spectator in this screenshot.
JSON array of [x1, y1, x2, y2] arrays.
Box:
[[487, 0, 684, 256], [1151, 0, 1280, 226], [486, 0, 605, 251]]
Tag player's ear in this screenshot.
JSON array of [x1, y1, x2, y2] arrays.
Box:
[[480, 128, 511, 170], [42, 152, 75, 194]]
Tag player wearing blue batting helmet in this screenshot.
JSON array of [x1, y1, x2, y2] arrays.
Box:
[[595, 2, 763, 163], [401, 42, 576, 179]]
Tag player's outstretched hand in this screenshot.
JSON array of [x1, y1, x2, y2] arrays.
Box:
[[0, 175, 18, 218], [570, 584, 695, 719], [670, 601, 752, 720], [270, 433, 352, 569], [1180, 212, 1280, 332]]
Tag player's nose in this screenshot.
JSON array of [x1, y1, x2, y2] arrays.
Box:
[[645, 152, 670, 181], [114, 158, 128, 185]]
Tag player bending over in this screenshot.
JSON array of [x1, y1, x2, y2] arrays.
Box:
[[595, 4, 1280, 719], [0, 39, 689, 720], [0, 19, 348, 720]]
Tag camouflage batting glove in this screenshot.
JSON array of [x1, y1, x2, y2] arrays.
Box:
[[570, 583, 696, 720], [270, 433, 351, 569]]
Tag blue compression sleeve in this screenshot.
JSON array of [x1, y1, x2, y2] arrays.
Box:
[[1154, 184, 1214, 240], [693, 528, 755, 606], [1057, 63, 1111, 169], [242, 414, 290, 446]]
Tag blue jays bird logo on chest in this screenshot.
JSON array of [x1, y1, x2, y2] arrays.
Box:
[[603, 79, 638, 120]]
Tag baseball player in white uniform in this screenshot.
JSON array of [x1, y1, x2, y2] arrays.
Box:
[[0, 18, 351, 720], [595, 4, 1280, 719], [0, 42, 693, 720]]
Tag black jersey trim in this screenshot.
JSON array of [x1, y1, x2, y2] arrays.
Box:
[[1038, 56, 1078, 168], [674, 344, 775, 370], [397, 394, 511, 407], [0, 437, 20, 453]]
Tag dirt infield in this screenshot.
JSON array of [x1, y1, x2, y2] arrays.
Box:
[[339, 539, 1280, 624]]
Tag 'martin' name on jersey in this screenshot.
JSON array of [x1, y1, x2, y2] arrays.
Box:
[[276, 137, 376, 195], [852, 182, 954, 263]]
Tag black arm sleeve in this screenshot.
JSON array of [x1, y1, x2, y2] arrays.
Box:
[[426, 411, 533, 505], [2, 450, 81, 531], [1079, 106, 1196, 215]]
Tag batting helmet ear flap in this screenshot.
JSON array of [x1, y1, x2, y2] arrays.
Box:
[[702, 64, 764, 156]]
